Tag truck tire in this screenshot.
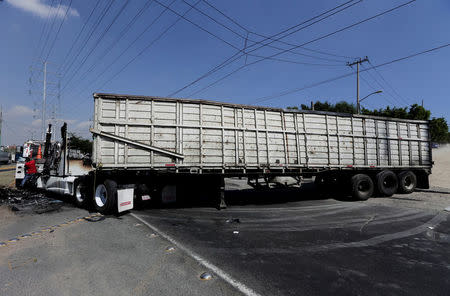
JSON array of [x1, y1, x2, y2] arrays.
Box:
[[376, 170, 398, 197], [94, 179, 117, 214], [350, 174, 374, 201], [73, 179, 89, 208], [314, 175, 327, 192], [398, 171, 417, 194]]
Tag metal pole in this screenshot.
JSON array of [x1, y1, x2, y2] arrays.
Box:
[[357, 62, 360, 114], [347, 57, 368, 114], [0, 106, 2, 147], [42, 61, 47, 140]]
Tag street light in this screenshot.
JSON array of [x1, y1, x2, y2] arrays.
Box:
[[358, 90, 382, 113]]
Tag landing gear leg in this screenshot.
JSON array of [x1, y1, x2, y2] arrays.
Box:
[[217, 177, 227, 210]]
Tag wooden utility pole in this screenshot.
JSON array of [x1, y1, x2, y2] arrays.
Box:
[[0, 105, 2, 147], [347, 57, 369, 114]]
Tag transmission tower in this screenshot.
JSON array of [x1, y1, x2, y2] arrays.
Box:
[[29, 61, 61, 140]]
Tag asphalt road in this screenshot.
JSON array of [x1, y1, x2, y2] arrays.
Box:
[[0, 197, 241, 296], [1, 176, 450, 295], [133, 179, 450, 296]]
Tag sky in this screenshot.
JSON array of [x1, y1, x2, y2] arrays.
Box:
[[0, 0, 449, 145]]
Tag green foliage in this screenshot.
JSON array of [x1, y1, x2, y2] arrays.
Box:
[[287, 101, 449, 143], [408, 104, 430, 120], [334, 101, 357, 114], [69, 133, 92, 155], [430, 117, 449, 143]]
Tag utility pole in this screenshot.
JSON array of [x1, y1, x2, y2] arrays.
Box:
[[347, 57, 369, 114], [42, 61, 47, 141], [29, 61, 60, 141], [0, 105, 2, 147]]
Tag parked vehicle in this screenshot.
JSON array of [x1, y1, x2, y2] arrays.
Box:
[[0, 151, 10, 164], [16, 93, 432, 214]]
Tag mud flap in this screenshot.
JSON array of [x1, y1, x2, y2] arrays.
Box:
[[117, 187, 134, 213]]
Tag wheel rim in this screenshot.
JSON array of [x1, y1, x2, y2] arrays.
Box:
[[403, 176, 414, 190], [75, 184, 84, 203], [383, 175, 396, 189], [95, 184, 107, 207], [358, 180, 371, 193]]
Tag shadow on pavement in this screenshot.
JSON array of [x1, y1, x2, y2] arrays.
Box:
[[134, 181, 353, 211]]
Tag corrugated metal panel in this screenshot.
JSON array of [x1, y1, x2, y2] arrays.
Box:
[[92, 94, 432, 171]]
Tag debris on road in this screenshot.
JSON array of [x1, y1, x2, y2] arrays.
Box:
[[226, 218, 240, 224], [200, 272, 213, 280], [84, 215, 105, 222], [0, 187, 64, 214]]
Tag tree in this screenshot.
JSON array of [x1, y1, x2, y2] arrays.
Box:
[[334, 101, 356, 114], [69, 133, 93, 155], [408, 104, 430, 120], [429, 117, 449, 143], [286, 100, 449, 143]]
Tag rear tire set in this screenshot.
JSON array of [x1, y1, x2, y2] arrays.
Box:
[[348, 170, 417, 201]]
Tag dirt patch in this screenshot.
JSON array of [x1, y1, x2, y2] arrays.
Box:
[[431, 145, 450, 189], [0, 168, 15, 188]]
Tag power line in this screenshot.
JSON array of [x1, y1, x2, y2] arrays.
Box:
[[62, 0, 178, 102], [30, 0, 57, 70], [360, 63, 405, 106], [367, 60, 411, 106], [44, 0, 74, 62], [37, 0, 63, 63], [64, 0, 155, 95], [58, 0, 102, 74], [201, 0, 353, 61], [94, 0, 202, 92], [61, 0, 130, 92], [61, 0, 116, 80], [60, 0, 187, 117], [359, 72, 396, 106], [168, 0, 361, 97], [185, 0, 415, 97], [182, 0, 349, 64], [253, 41, 450, 103], [71, 0, 352, 104]]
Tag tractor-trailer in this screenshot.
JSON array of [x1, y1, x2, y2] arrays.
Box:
[[18, 93, 432, 214]]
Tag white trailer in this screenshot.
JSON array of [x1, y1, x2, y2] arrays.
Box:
[[18, 93, 433, 214]]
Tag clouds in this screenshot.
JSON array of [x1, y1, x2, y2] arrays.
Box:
[[75, 120, 92, 129], [6, 0, 79, 19], [2, 105, 92, 145], [7, 105, 34, 117]]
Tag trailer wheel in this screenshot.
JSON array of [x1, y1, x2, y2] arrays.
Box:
[[376, 170, 398, 197], [398, 171, 417, 194], [94, 179, 117, 214], [73, 180, 88, 207], [314, 175, 327, 192], [350, 174, 374, 201]]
